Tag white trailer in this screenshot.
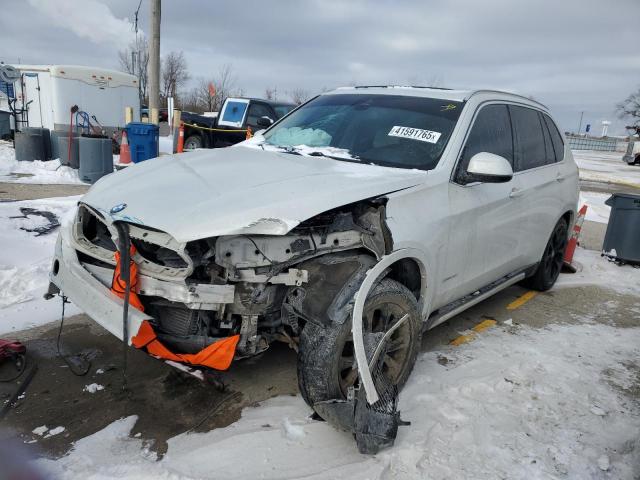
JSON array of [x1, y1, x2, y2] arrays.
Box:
[[9, 64, 139, 133]]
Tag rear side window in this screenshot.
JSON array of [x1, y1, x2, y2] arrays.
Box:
[[539, 112, 556, 165], [542, 114, 565, 162], [509, 105, 547, 171], [458, 104, 513, 174], [218, 99, 249, 127]]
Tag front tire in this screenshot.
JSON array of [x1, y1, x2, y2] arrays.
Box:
[[184, 134, 203, 150], [297, 278, 422, 409], [524, 217, 568, 291]]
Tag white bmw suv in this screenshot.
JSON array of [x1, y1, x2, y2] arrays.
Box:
[[48, 86, 578, 442]]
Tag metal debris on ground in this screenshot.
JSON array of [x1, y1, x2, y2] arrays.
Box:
[[10, 207, 60, 235]]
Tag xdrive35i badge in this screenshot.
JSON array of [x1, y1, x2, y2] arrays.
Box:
[[110, 203, 127, 214]]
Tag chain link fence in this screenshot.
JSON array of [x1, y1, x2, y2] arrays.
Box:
[[566, 135, 628, 152]]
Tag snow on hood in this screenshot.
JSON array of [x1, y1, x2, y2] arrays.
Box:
[[81, 146, 425, 242]]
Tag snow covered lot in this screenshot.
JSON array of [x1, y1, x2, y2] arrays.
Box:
[[0, 140, 87, 185], [33, 317, 640, 479], [573, 149, 640, 188], [0, 196, 81, 334]]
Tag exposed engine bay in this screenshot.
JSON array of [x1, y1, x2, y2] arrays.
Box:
[[72, 199, 393, 359]]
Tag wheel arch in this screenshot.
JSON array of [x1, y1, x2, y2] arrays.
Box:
[[351, 247, 430, 404], [561, 209, 574, 230], [384, 257, 426, 304]]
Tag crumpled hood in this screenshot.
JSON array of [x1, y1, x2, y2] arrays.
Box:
[[82, 146, 425, 242]]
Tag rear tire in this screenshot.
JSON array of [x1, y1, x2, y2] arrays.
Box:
[[523, 217, 568, 291], [297, 278, 422, 408]]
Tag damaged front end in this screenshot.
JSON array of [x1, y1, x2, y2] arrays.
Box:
[[50, 198, 392, 364]]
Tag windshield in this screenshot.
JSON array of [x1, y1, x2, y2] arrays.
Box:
[[262, 93, 463, 170]]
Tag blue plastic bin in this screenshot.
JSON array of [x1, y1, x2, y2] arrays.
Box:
[[126, 122, 159, 163]]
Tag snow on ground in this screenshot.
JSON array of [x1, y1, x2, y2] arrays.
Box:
[[0, 140, 120, 185], [0, 196, 80, 334], [579, 191, 611, 224], [573, 149, 640, 187], [83, 383, 105, 394], [0, 140, 87, 185], [159, 134, 174, 154], [556, 247, 640, 295], [35, 319, 640, 479]]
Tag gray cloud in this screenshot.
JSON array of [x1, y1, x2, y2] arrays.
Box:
[[2, 0, 638, 134]]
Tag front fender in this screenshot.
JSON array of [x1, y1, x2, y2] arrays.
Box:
[[351, 248, 430, 405]]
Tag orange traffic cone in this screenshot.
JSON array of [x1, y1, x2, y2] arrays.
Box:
[[119, 130, 132, 165], [563, 204, 588, 273], [177, 123, 185, 153]]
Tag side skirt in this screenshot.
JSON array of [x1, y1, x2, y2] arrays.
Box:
[[425, 267, 534, 331]]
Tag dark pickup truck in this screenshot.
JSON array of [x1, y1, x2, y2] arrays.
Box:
[[181, 97, 295, 149]]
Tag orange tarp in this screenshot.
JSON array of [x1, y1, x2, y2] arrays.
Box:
[[132, 320, 240, 371]]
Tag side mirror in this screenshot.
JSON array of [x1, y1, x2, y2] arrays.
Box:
[[464, 152, 513, 184], [256, 116, 273, 127]]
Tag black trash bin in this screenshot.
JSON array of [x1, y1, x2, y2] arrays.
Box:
[[602, 193, 640, 264], [79, 136, 113, 184]]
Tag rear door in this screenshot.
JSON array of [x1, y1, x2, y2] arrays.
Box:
[[23, 73, 43, 128], [445, 103, 525, 303], [509, 105, 564, 266]]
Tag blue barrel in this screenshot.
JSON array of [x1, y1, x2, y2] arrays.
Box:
[[126, 122, 159, 163]]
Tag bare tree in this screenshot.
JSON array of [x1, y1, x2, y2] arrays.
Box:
[[191, 78, 218, 112], [183, 65, 243, 113], [161, 51, 190, 104], [288, 88, 310, 105], [117, 38, 149, 102], [264, 86, 278, 100], [211, 64, 239, 109], [617, 87, 640, 127], [179, 88, 200, 113]]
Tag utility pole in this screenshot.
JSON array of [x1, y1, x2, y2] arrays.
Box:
[[148, 0, 161, 124], [577, 111, 584, 135], [133, 0, 142, 106]]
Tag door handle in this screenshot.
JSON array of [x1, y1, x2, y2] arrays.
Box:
[[556, 173, 566, 182], [509, 188, 524, 199]]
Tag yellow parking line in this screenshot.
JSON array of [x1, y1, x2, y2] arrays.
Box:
[[472, 319, 497, 332], [507, 291, 537, 310], [450, 318, 497, 346], [450, 333, 475, 346]]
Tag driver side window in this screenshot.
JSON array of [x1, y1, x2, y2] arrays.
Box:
[[457, 104, 514, 180]]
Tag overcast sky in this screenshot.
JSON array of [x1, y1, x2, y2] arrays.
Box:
[[2, 0, 638, 135]]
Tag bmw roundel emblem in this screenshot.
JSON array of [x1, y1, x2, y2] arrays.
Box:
[[110, 203, 127, 214]]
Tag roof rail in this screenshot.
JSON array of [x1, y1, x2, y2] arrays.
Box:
[[466, 89, 548, 110], [352, 85, 453, 91]]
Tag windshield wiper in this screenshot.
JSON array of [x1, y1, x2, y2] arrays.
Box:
[[307, 151, 361, 163], [266, 144, 302, 155]]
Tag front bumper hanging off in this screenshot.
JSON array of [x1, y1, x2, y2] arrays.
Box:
[[48, 224, 150, 345], [48, 222, 240, 370]]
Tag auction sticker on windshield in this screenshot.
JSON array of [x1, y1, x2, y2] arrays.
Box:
[[388, 126, 441, 144]]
